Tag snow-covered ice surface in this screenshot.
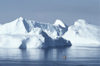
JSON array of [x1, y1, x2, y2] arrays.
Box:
[[0, 17, 71, 48], [63, 19, 100, 46]]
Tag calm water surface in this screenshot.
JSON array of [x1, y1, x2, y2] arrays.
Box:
[[0, 46, 100, 66]]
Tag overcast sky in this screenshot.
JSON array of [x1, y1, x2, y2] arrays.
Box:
[[0, 0, 100, 26]]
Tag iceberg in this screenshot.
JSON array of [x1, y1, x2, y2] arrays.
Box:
[[0, 17, 100, 48], [63, 19, 100, 46], [0, 17, 71, 48]]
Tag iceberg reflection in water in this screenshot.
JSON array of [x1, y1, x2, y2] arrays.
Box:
[[0, 47, 71, 61], [0, 46, 100, 66]]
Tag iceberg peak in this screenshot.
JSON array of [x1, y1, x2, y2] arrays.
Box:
[[17, 17, 24, 21], [53, 19, 66, 28], [74, 19, 86, 26]]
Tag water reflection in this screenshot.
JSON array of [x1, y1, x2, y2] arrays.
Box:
[[0, 46, 100, 61], [20, 47, 71, 61]]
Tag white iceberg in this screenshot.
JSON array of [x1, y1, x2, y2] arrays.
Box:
[[0, 17, 100, 48], [63, 19, 100, 46], [0, 17, 71, 48]]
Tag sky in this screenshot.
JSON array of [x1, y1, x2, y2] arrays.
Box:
[[0, 0, 100, 26]]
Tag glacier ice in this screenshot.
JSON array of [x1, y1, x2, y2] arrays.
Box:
[[0, 17, 71, 48]]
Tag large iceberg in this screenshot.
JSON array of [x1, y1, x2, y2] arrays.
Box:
[[63, 19, 100, 46], [0, 17, 71, 48], [0, 17, 100, 48]]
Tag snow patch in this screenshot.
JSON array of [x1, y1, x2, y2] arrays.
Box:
[[53, 19, 66, 28]]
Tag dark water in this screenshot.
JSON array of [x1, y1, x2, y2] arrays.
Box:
[[0, 46, 100, 66]]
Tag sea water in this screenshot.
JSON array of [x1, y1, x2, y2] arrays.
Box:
[[0, 45, 100, 66]]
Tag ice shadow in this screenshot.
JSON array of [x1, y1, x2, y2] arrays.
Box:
[[40, 31, 72, 48]]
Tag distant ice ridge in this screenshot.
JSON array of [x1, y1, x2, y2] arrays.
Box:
[[0, 17, 71, 48], [63, 19, 100, 46]]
